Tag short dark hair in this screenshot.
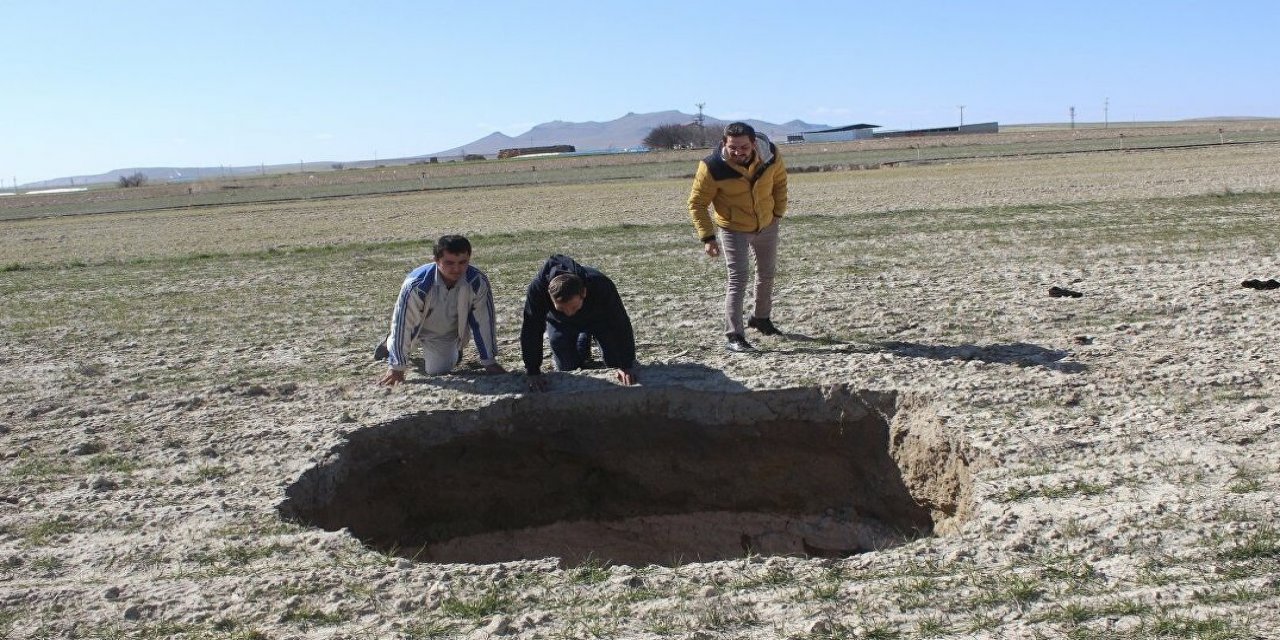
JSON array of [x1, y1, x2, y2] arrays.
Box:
[[548, 273, 585, 301], [723, 122, 756, 141], [433, 235, 471, 259]]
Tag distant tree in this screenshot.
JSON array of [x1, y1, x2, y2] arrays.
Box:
[[644, 123, 701, 150], [117, 172, 147, 188], [331, 162, 344, 170]]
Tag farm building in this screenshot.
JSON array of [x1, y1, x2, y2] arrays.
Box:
[[874, 122, 999, 138], [798, 123, 880, 143], [795, 121, 1001, 143]]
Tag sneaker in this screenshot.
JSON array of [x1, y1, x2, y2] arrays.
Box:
[[747, 316, 783, 336], [373, 338, 389, 361], [725, 333, 755, 352]]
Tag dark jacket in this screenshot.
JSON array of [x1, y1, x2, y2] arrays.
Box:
[[521, 255, 635, 375]]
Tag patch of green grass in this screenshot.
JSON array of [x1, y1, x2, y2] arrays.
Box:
[[24, 517, 77, 546], [1142, 612, 1250, 639], [1001, 479, 1110, 502], [971, 572, 1044, 609], [10, 455, 77, 480], [1194, 582, 1280, 605], [1226, 465, 1265, 494], [566, 557, 611, 585], [897, 576, 940, 595], [402, 618, 460, 639], [0, 609, 20, 635], [189, 542, 286, 570], [195, 464, 231, 480], [281, 605, 348, 627], [643, 615, 680, 637], [85, 453, 139, 473], [1217, 525, 1280, 561], [0, 262, 28, 272], [863, 622, 901, 640], [800, 572, 845, 601], [208, 620, 271, 640], [694, 600, 760, 631], [1135, 556, 1188, 587], [914, 614, 950, 637], [728, 562, 796, 591], [29, 555, 64, 573], [1057, 517, 1090, 539], [965, 609, 1001, 633], [1227, 477, 1263, 493], [1035, 598, 1152, 625], [1038, 552, 1099, 584], [439, 587, 513, 620]]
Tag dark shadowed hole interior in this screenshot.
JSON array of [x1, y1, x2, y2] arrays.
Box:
[[279, 386, 972, 567]]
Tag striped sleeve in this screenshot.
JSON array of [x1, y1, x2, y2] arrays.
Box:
[[466, 269, 499, 365], [387, 271, 429, 370]]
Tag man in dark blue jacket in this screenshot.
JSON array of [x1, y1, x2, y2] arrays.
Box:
[[521, 255, 637, 391]]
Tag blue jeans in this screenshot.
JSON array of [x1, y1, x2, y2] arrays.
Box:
[[547, 322, 593, 371]]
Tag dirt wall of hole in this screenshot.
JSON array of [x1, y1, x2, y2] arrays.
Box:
[[280, 385, 978, 565]]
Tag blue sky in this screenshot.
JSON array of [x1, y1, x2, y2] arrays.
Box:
[[3, 0, 1276, 185]]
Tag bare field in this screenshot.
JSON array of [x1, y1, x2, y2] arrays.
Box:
[[4, 141, 1279, 268], [2, 135, 1280, 639], [5, 118, 1277, 222]]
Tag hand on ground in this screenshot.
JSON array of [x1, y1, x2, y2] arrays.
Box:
[[526, 374, 550, 392]]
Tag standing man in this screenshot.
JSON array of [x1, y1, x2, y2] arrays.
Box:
[[376, 235, 505, 386], [521, 254, 637, 391], [688, 121, 788, 352]]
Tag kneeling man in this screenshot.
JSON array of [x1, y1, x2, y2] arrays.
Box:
[[521, 254, 637, 391], [377, 235, 505, 386]]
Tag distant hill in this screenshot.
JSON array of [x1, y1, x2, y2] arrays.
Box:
[[20, 110, 830, 187], [428, 110, 830, 157]]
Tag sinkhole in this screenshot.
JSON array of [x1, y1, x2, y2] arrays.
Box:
[[279, 385, 976, 567]]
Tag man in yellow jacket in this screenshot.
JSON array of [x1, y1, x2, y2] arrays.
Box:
[[687, 121, 788, 352]]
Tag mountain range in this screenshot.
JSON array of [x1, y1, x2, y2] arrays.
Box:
[[19, 111, 830, 188], [430, 110, 829, 157]]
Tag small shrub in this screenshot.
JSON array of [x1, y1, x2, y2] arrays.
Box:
[[117, 172, 147, 188]]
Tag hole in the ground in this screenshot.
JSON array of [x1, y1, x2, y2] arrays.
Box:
[[279, 385, 976, 566]]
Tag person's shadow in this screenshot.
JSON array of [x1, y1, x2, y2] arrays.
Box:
[[875, 340, 1086, 373], [754, 331, 1086, 373], [409, 361, 751, 395]]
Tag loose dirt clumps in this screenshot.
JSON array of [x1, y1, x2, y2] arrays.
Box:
[[281, 385, 977, 566]]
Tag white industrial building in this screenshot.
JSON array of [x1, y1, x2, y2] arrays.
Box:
[[798, 123, 880, 143]]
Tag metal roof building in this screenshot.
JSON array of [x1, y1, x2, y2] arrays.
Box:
[[799, 123, 880, 143], [874, 122, 999, 138]]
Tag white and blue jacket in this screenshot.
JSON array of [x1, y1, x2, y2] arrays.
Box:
[[386, 263, 499, 371]]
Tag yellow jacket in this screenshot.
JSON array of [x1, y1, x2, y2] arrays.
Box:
[[687, 135, 788, 241]]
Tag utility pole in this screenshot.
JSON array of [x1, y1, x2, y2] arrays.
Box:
[[1104, 97, 1109, 129], [958, 105, 965, 126], [695, 102, 706, 145], [1069, 106, 1076, 129]]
